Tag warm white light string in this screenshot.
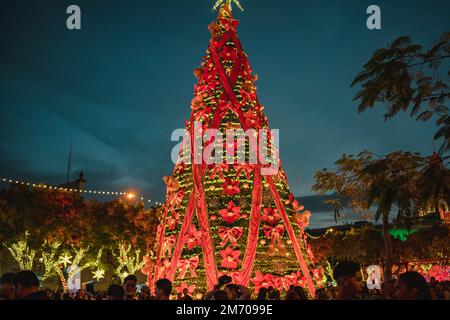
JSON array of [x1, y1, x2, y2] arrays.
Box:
[[0, 177, 163, 206]]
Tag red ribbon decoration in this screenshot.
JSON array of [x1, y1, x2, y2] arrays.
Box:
[[177, 256, 199, 280], [219, 227, 243, 248], [266, 176, 316, 297], [233, 163, 254, 179]]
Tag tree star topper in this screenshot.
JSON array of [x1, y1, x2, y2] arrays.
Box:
[[213, 0, 244, 12]]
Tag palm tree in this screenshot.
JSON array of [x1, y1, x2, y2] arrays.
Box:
[[361, 152, 422, 295]]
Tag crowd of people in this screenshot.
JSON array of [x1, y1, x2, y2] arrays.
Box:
[[1, 261, 449, 300]]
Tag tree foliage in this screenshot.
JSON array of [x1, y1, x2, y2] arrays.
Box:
[[351, 32, 450, 153], [0, 185, 162, 286]]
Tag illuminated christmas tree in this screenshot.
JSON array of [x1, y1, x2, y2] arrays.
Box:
[[150, 2, 321, 297]]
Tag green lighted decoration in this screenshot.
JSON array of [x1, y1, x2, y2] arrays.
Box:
[[388, 228, 420, 241]]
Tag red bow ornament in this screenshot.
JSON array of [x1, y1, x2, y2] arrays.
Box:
[[233, 163, 254, 180], [263, 225, 286, 257], [161, 235, 176, 258], [209, 163, 229, 180], [177, 256, 199, 280], [219, 227, 243, 248]]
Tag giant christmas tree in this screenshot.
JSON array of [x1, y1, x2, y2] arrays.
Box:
[[149, 2, 322, 297]]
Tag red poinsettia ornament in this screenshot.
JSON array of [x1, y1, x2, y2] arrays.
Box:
[[219, 201, 241, 224], [221, 179, 240, 196], [251, 272, 274, 292], [220, 247, 241, 269], [183, 225, 203, 250], [261, 207, 281, 225]]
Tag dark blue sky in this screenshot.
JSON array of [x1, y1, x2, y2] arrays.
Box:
[[1, 0, 449, 202]]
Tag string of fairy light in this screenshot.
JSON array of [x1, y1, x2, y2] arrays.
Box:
[[304, 228, 335, 239], [0, 177, 164, 206]]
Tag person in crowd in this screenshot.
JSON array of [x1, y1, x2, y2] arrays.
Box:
[[182, 288, 193, 300], [204, 275, 232, 300], [155, 278, 172, 300], [107, 284, 125, 300], [314, 288, 329, 300], [52, 289, 62, 300], [237, 285, 251, 300], [223, 283, 251, 300], [12, 270, 51, 300], [285, 289, 301, 300], [292, 286, 308, 300], [393, 272, 431, 300], [212, 290, 229, 300], [429, 276, 437, 287], [0, 273, 15, 300], [62, 292, 72, 300], [268, 289, 281, 300], [332, 260, 364, 300], [224, 284, 239, 300], [138, 285, 151, 300], [256, 287, 268, 300], [123, 274, 138, 300]]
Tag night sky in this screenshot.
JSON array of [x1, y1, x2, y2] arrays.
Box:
[[1, 0, 449, 204]]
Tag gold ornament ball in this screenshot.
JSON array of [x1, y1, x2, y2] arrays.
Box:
[[243, 183, 249, 189], [211, 215, 217, 221], [210, 185, 216, 191], [260, 239, 266, 245], [286, 239, 292, 245]]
